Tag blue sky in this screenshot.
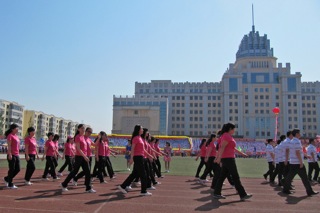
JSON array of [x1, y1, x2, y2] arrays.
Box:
[[1, 0, 319, 133]]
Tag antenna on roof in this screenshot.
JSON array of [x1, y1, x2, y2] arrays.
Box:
[[252, 4, 255, 32]]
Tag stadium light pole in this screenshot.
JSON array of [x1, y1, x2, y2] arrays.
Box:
[[272, 107, 280, 142]]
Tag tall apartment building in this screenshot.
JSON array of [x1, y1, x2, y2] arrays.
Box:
[[0, 99, 24, 137], [113, 24, 320, 139], [23, 110, 82, 142]]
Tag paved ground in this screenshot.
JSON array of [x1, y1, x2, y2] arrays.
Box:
[[0, 169, 319, 213]]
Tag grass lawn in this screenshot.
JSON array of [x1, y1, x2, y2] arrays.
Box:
[[0, 155, 279, 178]]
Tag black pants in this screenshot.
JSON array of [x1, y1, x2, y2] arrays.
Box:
[[308, 162, 320, 181], [214, 158, 247, 198], [145, 158, 155, 186], [270, 162, 284, 183], [58, 156, 74, 173], [105, 156, 114, 178], [283, 164, 313, 194], [42, 156, 57, 179], [53, 157, 58, 167], [152, 159, 161, 178], [155, 156, 162, 177], [264, 162, 275, 180], [97, 156, 106, 183], [200, 157, 221, 189], [5, 155, 20, 187], [62, 156, 92, 191], [195, 157, 206, 178], [75, 156, 92, 181], [25, 154, 36, 181], [120, 156, 147, 193]]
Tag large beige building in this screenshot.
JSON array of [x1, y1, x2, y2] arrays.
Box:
[[0, 99, 24, 137], [113, 24, 320, 139]]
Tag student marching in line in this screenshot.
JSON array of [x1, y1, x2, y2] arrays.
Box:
[[61, 124, 95, 193], [263, 139, 275, 182], [3, 123, 21, 189], [145, 135, 162, 185], [307, 138, 319, 183], [52, 134, 60, 169], [24, 127, 40, 185], [118, 125, 154, 196], [270, 135, 286, 186], [281, 131, 293, 181], [73, 127, 94, 185], [195, 139, 208, 179], [282, 129, 318, 196], [125, 139, 132, 171], [164, 142, 172, 173], [104, 135, 117, 180], [57, 136, 75, 176], [150, 137, 165, 178], [154, 138, 165, 178], [42, 132, 60, 181], [199, 134, 220, 188], [213, 123, 252, 201], [94, 132, 107, 183]]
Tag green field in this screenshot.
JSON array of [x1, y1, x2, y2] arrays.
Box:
[[0, 156, 292, 178]]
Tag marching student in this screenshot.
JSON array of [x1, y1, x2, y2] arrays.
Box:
[[199, 134, 220, 188], [282, 129, 318, 196], [307, 138, 319, 183], [24, 127, 40, 185], [73, 127, 94, 184], [52, 134, 60, 169], [3, 123, 21, 189], [270, 135, 286, 185], [150, 137, 164, 178], [195, 139, 208, 179], [94, 132, 107, 183], [118, 125, 154, 196], [42, 132, 60, 181], [263, 139, 275, 182], [61, 124, 96, 193], [164, 142, 172, 173], [57, 136, 75, 176], [282, 131, 293, 180], [154, 138, 165, 178], [104, 135, 117, 180], [213, 123, 252, 201]]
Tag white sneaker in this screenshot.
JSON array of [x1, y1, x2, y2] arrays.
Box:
[[154, 182, 161, 185], [46, 174, 51, 178], [60, 184, 68, 192], [53, 177, 60, 181], [100, 181, 108, 184], [118, 185, 128, 194], [7, 185, 18, 189], [91, 178, 96, 182], [42, 178, 50, 181], [126, 186, 133, 191], [141, 192, 152, 196], [127, 168, 131, 171], [57, 172, 63, 177], [147, 186, 156, 190], [3, 177, 8, 186], [86, 189, 96, 193], [72, 181, 78, 186], [200, 180, 207, 185], [25, 181, 33, 186]]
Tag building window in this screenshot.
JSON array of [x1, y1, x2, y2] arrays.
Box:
[[288, 78, 297, 92], [229, 78, 238, 92]]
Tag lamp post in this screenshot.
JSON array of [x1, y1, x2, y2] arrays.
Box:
[[272, 107, 280, 142]]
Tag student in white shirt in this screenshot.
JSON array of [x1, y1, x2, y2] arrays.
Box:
[[282, 129, 318, 196], [270, 135, 286, 185], [263, 139, 275, 182], [307, 138, 319, 183], [281, 131, 293, 179]]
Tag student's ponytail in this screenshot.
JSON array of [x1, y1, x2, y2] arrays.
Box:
[[5, 123, 19, 138], [74, 124, 84, 139]]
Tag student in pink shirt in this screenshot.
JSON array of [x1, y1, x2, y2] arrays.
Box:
[[94, 132, 107, 183], [41, 132, 59, 181], [52, 134, 60, 169], [213, 123, 252, 201], [24, 127, 40, 185], [195, 138, 208, 179], [164, 142, 172, 172], [74, 127, 94, 184], [118, 125, 154, 196], [57, 136, 75, 176], [154, 138, 165, 178], [104, 135, 117, 180], [4, 123, 20, 189], [150, 137, 164, 178], [61, 124, 95, 193]]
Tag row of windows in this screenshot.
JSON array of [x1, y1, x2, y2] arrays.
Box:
[[302, 103, 316, 108], [302, 110, 317, 115], [303, 118, 317, 123], [171, 117, 185, 122], [302, 96, 316, 101]]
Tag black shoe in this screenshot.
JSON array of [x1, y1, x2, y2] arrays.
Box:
[[263, 174, 267, 181], [213, 194, 226, 199], [307, 191, 319, 196], [240, 194, 253, 201], [282, 190, 292, 195]]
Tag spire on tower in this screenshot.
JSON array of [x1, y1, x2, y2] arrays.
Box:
[[252, 4, 255, 32]]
